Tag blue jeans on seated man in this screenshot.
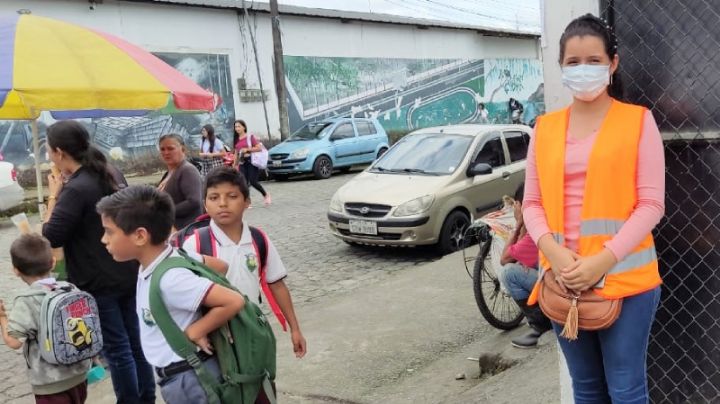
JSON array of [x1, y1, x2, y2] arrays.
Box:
[[554, 286, 661, 404], [502, 262, 540, 301], [94, 292, 156, 404]]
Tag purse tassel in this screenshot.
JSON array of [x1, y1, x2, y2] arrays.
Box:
[[560, 297, 579, 340]]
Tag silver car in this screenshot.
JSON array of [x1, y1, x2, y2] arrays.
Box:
[[327, 124, 531, 254]]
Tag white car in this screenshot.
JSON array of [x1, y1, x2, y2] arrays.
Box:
[[0, 161, 25, 211]]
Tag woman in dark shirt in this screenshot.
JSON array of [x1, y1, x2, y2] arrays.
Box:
[[42, 120, 155, 404], [157, 133, 203, 229]]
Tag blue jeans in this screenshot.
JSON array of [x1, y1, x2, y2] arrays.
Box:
[[502, 263, 539, 300], [158, 357, 222, 404], [94, 292, 156, 404], [554, 286, 661, 404]]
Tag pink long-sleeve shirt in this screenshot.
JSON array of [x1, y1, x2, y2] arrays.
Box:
[[523, 109, 665, 262]]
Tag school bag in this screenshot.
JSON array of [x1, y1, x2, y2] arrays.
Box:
[[17, 282, 103, 365], [149, 251, 276, 404], [171, 215, 288, 331], [247, 135, 269, 169]]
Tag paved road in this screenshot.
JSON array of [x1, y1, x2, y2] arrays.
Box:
[[0, 168, 441, 402]]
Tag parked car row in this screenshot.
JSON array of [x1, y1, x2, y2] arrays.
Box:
[[326, 124, 532, 254], [267, 118, 389, 180]]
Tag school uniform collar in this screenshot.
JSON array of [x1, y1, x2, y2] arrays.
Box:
[[31, 277, 57, 288], [140, 246, 174, 280], [209, 219, 252, 247]]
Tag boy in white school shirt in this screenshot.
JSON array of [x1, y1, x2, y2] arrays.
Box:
[[183, 167, 307, 358], [97, 185, 245, 404]]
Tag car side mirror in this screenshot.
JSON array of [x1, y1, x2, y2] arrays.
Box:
[[329, 134, 339, 141], [468, 162, 493, 177]]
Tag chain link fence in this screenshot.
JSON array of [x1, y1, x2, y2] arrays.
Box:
[[600, 1, 720, 402]]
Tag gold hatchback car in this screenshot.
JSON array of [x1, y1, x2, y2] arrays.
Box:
[[327, 124, 531, 254]]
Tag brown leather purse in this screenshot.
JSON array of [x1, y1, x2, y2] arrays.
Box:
[[537, 270, 622, 340]]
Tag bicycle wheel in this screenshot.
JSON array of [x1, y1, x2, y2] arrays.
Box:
[[472, 240, 524, 330]]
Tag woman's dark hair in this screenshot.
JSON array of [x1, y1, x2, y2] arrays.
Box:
[[559, 13, 623, 99], [233, 119, 248, 148], [202, 124, 216, 153], [46, 120, 117, 195]]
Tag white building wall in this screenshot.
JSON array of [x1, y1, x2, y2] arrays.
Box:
[[1, 0, 539, 139]]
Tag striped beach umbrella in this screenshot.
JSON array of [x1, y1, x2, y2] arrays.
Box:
[[0, 12, 219, 205]]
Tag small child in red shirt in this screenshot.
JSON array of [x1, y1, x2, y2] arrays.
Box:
[[500, 192, 552, 348]]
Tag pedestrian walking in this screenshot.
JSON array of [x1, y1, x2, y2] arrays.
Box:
[[198, 124, 226, 176], [233, 120, 271, 206]]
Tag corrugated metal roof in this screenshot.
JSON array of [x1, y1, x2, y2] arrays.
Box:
[[131, 0, 540, 37]]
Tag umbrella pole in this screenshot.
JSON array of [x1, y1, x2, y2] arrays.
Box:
[[31, 118, 44, 216]]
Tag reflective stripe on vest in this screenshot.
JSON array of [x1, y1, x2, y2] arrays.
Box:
[[579, 218, 658, 276]]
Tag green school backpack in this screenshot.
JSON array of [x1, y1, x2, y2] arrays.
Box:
[[149, 252, 277, 404]]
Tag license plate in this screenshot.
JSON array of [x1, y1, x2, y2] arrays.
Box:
[[349, 220, 377, 235], [273, 160, 282, 167]]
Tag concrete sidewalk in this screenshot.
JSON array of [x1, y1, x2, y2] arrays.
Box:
[[273, 251, 559, 403], [70, 251, 559, 404]]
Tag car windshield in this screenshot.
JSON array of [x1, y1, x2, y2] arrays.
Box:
[[371, 133, 473, 175], [289, 122, 333, 141]]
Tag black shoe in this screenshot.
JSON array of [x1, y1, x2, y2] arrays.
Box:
[[511, 329, 545, 349]]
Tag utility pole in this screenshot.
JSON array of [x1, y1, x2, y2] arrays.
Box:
[[240, 1, 271, 138], [270, 0, 290, 140]]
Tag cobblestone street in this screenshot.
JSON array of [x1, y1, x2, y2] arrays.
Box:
[[0, 170, 441, 402]]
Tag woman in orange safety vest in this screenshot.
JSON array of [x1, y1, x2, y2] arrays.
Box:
[[523, 14, 665, 403]]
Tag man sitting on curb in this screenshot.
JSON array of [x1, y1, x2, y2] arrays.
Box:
[[500, 193, 552, 348]]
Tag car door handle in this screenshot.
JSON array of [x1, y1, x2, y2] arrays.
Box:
[[502, 171, 511, 179]]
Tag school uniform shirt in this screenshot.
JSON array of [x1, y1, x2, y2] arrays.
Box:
[[182, 220, 288, 305], [201, 138, 225, 153], [136, 246, 213, 368]]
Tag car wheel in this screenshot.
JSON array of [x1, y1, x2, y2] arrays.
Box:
[[272, 174, 289, 181], [313, 156, 333, 179], [436, 210, 471, 255], [377, 147, 388, 159]]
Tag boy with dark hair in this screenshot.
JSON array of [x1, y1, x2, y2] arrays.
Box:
[[97, 185, 245, 404], [0, 234, 90, 403], [183, 167, 307, 358]]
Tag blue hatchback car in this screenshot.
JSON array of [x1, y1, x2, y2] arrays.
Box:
[[267, 118, 390, 180]]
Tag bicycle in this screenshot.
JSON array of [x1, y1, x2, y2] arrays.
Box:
[[462, 202, 524, 330]]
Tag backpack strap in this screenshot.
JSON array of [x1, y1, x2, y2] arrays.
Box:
[[196, 227, 217, 257], [149, 255, 228, 404], [249, 226, 288, 332]]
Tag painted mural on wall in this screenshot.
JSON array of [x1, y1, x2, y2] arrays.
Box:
[[0, 52, 235, 169], [284, 56, 544, 135]]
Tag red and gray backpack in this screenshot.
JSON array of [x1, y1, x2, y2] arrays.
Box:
[[172, 214, 287, 331]]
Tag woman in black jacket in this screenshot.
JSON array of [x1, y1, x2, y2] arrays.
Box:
[[42, 120, 155, 404]]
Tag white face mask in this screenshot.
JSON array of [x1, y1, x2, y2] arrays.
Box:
[[561, 64, 611, 102]]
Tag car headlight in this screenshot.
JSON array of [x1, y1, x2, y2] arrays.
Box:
[[329, 194, 343, 213], [289, 147, 310, 160], [393, 195, 434, 217]]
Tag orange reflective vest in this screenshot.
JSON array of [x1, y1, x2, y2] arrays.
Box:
[[527, 100, 661, 305]]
